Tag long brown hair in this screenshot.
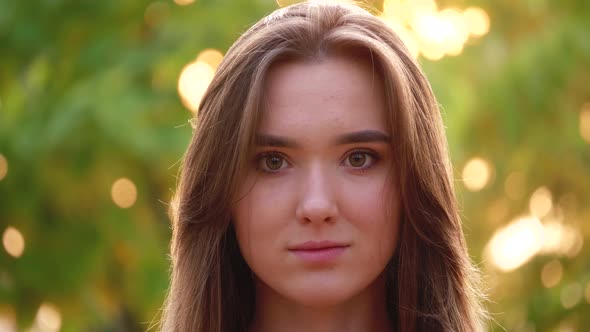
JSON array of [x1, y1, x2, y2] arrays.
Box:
[[160, 2, 487, 331]]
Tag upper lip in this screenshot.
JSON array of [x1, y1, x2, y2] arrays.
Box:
[[288, 241, 350, 250]]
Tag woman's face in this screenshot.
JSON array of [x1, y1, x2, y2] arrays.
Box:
[[232, 54, 400, 307]]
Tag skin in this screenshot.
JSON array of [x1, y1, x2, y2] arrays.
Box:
[[232, 53, 400, 332]]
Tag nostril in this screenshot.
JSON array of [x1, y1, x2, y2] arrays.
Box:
[[302, 215, 333, 223]]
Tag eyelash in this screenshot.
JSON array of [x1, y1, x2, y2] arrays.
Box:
[[254, 150, 381, 174]]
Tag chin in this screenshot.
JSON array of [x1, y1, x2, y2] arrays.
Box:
[[291, 292, 353, 308], [280, 276, 361, 308]]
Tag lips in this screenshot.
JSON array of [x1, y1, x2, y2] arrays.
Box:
[[288, 240, 350, 251], [288, 241, 350, 263]]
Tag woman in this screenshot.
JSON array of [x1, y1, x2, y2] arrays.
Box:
[[161, 2, 487, 331]]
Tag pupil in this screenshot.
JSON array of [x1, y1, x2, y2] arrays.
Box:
[[267, 156, 282, 170], [350, 153, 365, 167]]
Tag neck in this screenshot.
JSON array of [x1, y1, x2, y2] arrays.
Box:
[[249, 275, 392, 332]]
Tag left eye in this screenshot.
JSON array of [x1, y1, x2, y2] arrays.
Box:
[[264, 155, 285, 170], [344, 151, 375, 168], [257, 153, 289, 173]]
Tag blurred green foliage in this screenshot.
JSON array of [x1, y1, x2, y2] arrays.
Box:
[[0, 0, 589, 331]]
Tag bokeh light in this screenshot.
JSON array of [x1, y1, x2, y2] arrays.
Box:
[[560, 283, 582, 309], [564, 229, 584, 258], [0, 154, 7, 181], [177, 49, 224, 113], [196, 49, 224, 69], [462, 7, 490, 37], [410, 13, 448, 60], [383, 0, 438, 26], [111, 178, 138, 209], [462, 157, 492, 191], [540, 259, 562, 288], [381, 0, 489, 60], [174, 0, 194, 6], [486, 212, 583, 272], [441, 9, 469, 56], [540, 221, 584, 257], [413, 9, 468, 57], [33, 302, 62, 332], [0, 305, 16, 332], [485, 216, 544, 272], [2, 227, 25, 258], [529, 186, 553, 218], [580, 103, 590, 144]]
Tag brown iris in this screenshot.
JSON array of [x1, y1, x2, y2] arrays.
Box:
[[348, 152, 366, 167], [265, 155, 284, 170]]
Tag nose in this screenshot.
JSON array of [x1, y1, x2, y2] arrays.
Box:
[[295, 166, 339, 224]]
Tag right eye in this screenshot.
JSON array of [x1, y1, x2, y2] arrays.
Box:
[[256, 153, 289, 173]]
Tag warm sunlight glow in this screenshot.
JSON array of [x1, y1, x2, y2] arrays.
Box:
[[35, 302, 62, 332], [580, 103, 590, 144], [0, 154, 7, 181], [540, 259, 562, 288], [381, 0, 489, 60], [437, 9, 469, 56], [382, 0, 437, 25], [462, 157, 491, 191], [486, 216, 544, 272], [585, 281, 590, 304], [409, 0, 437, 17], [0, 306, 16, 332], [539, 221, 583, 257], [2, 227, 24, 258], [111, 178, 137, 209], [486, 213, 584, 273], [462, 7, 490, 37], [178, 60, 215, 113], [564, 227, 584, 258], [529, 186, 553, 218], [174, 0, 194, 6], [196, 49, 224, 69], [410, 13, 447, 57], [561, 283, 582, 309], [411, 9, 468, 57]]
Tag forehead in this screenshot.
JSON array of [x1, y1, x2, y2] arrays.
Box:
[[259, 54, 388, 137]]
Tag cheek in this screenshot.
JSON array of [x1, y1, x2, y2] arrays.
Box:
[[340, 179, 400, 257], [232, 180, 293, 264], [340, 175, 396, 223]]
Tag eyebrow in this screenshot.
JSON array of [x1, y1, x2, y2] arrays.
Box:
[[255, 130, 391, 148]]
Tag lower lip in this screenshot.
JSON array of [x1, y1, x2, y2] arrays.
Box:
[[289, 246, 348, 263]]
